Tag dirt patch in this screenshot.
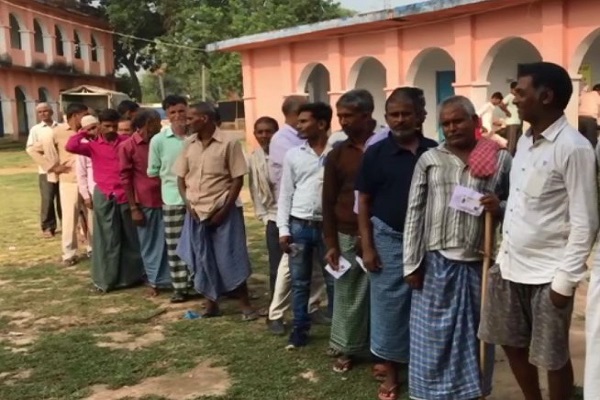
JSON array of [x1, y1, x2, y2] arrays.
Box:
[[0, 311, 35, 327], [100, 307, 129, 315], [1, 331, 37, 353], [299, 370, 319, 383], [0, 279, 12, 287], [95, 326, 165, 350], [84, 360, 230, 400], [0, 369, 33, 386]]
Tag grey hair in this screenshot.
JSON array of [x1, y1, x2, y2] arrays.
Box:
[[438, 95, 477, 120], [336, 89, 375, 114], [36, 102, 52, 111]]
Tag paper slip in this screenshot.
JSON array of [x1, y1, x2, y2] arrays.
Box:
[[356, 256, 368, 273], [325, 256, 352, 279], [448, 185, 484, 217]]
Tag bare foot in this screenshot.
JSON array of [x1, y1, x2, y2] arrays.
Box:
[[148, 287, 159, 297]]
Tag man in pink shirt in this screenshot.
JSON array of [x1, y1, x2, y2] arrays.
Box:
[[66, 109, 144, 292], [119, 109, 171, 296]]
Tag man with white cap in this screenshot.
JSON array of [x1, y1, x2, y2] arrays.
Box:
[[26, 103, 60, 238]]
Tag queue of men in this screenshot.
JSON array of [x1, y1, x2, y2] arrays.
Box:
[[23, 61, 600, 399]]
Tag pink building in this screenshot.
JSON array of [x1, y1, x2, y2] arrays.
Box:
[[208, 0, 600, 146], [0, 0, 115, 138]]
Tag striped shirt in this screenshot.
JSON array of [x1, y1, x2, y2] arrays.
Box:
[[403, 144, 512, 275]]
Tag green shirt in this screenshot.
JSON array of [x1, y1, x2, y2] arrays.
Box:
[[148, 127, 186, 206]]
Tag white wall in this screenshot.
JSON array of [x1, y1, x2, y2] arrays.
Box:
[[414, 51, 455, 139], [486, 40, 542, 96], [305, 64, 331, 103], [354, 58, 387, 125]]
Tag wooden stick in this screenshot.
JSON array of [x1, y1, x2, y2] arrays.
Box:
[[480, 211, 494, 400]]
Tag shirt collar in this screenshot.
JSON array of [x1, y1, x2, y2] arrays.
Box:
[[165, 127, 175, 137], [189, 128, 224, 144], [41, 121, 57, 128], [524, 115, 567, 143], [132, 132, 146, 144], [384, 132, 430, 154]]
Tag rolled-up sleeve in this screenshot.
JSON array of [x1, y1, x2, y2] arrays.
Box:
[[276, 152, 295, 237], [65, 131, 91, 157], [552, 146, 599, 296], [402, 157, 429, 276], [118, 141, 135, 197], [147, 135, 161, 177]]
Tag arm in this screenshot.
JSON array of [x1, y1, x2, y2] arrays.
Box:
[[276, 152, 295, 238], [75, 155, 90, 200], [496, 150, 513, 219], [268, 137, 284, 198], [117, 142, 145, 225], [552, 146, 599, 296], [209, 140, 247, 225], [65, 130, 92, 157], [322, 152, 340, 251], [147, 135, 161, 177], [402, 157, 429, 276], [355, 151, 380, 272], [248, 155, 269, 223]]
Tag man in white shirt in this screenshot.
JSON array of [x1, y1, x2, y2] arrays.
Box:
[[476, 92, 504, 134], [277, 102, 335, 349], [504, 82, 522, 155], [479, 62, 598, 400], [25, 103, 60, 238], [578, 83, 600, 147]]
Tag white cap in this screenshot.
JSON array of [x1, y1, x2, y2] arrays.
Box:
[[81, 115, 98, 129]]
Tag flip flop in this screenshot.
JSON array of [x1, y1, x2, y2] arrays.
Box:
[[378, 384, 398, 400], [333, 356, 353, 373], [241, 310, 259, 322], [372, 363, 387, 382], [326, 347, 342, 358]]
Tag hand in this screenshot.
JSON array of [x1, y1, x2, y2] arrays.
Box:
[[207, 208, 228, 227], [405, 268, 424, 290], [186, 203, 200, 222], [550, 289, 571, 309], [131, 207, 145, 227], [354, 236, 363, 258], [279, 236, 291, 253], [506, 111, 512, 118], [480, 193, 500, 215], [325, 248, 340, 271], [53, 162, 71, 174], [362, 246, 381, 272], [83, 198, 93, 210]]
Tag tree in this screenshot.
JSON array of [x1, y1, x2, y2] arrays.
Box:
[[140, 72, 189, 104], [157, 0, 353, 100]]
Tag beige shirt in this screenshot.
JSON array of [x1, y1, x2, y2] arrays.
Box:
[[579, 90, 600, 118], [173, 129, 248, 220], [41, 124, 78, 184], [26, 121, 58, 176]]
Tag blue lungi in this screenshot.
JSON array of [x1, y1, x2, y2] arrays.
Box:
[[176, 207, 252, 301], [370, 216, 411, 363], [409, 251, 494, 400], [136, 207, 171, 288]]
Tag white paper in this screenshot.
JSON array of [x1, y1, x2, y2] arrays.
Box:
[[325, 256, 352, 279], [355, 256, 368, 273], [448, 185, 484, 216]]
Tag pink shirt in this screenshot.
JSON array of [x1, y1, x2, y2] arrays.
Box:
[[66, 131, 129, 204], [75, 152, 96, 200], [118, 132, 163, 209]]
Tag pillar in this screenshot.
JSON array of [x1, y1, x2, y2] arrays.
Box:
[[241, 51, 257, 148], [1, 98, 14, 137], [383, 30, 403, 90], [81, 41, 91, 74], [26, 99, 37, 130], [566, 76, 581, 128], [96, 45, 106, 75], [43, 33, 54, 65], [21, 29, 33, 66], [62, 38, 73, 64]]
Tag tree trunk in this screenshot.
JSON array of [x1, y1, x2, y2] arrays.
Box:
[[125, 61, 143, 102]]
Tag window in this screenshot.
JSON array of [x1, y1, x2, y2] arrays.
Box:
[[74, 31, 81, 59], [34, 20, 44, 53], [91, 37, 98, 62], [9, 14, 22, 50], [55, 26, 64, 56]]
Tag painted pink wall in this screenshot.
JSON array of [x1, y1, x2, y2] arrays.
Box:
[[239, 0, 600, 148]]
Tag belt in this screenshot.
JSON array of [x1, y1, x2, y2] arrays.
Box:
[[290, 215, 322, 227]]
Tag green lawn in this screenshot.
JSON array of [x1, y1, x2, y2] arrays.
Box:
[[0, 148, 388, 400]]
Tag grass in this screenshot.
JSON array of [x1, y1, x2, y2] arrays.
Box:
[[0, 147, 585, 400]]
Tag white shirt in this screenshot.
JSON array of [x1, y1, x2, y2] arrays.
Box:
[[503, 93, 521, 126], [477, 102, 496, 133], [277, 143, 326, 237], [26, 120, 58, 174], [579, 90, 600, 118], [497, 116, 598, 296]]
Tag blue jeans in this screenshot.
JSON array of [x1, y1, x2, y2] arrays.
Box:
[[289, 219, 334, 332]]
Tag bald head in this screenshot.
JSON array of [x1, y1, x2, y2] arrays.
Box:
[[36, 102, 54, 124], [282, 95, 307, 127]]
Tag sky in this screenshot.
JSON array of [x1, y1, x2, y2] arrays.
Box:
[[340, 0, 427, 12]]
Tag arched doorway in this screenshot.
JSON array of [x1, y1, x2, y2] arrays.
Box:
[[73, 31, 82, 59], [15, 87, 29, 136], [571, 28, 600, 92], [91, 36, 98, 62], [348, 57, 387, 124], [298, 63, 331, 103], [9, 14, 23, 50], [407, 48, 456, 140], [55, 25, 65, 57], [33, 19, 45, 53]]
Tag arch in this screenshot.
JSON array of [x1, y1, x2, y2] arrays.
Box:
[[478, 37, 542, 95], [15, 86, 30, 136], [570, 28, 600, 91], [9, 13, 23, 50], [347, 57, 387, 123], [73, 30, 82, 59], [91, 35, 98, 62], [38, 87, 52, 103], [33, 19, 46, 53], [55, 25, 65, 57], [297, 63, 331, 103], [406, 48, 456, 140]]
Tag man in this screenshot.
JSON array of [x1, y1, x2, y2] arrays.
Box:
[[356, 88, 437, 399], [277, 102, 335, 348], [30, 102, 89, 265], [174, 102, 257, 320], [479, 62, 599, 400], [503, 81, 522, 155], [404, 95, 512, 399], [66, 109, 145, 292], [248, 116, 281, 298], [26, 102, 60, 238], [323, 90, 373, 372], [148, 95, 190, 303], [117, 118, 133, 136], [267, 95, 327, 335], [578, 83, 600, 147], [119, 109, 171, 296], [117, 100, 140, 120], [75, 115, 99, 258], [477, 92, 505, 134]]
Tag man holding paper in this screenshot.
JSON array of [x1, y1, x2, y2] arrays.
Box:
[[322, 89, 374, 373], [403, 95, 511, 400]]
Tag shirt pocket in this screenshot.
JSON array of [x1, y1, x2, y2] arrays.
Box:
[[522, 168, 550, 198]]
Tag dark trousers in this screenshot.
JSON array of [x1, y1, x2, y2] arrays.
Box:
[[579, 116, 598, 148], [505, 124, 522, 156], [38, 174, 61, 233], [266, 220, 283, 298]]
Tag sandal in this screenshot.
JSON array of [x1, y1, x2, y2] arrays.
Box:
[[372, 363, 387, 382], [333, 356, 353, 373], [326, 347, 342, 358], [378, 383, 398, 400], [241, 310, 259, 322]]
